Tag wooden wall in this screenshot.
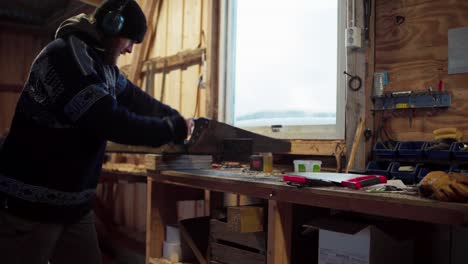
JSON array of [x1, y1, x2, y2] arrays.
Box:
[[374, 0, 468, 141], [0, 30, 47, 135], [0, 0, 209, 135], [118, 0, 209, 119]]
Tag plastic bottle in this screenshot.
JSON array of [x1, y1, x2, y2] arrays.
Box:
[[261, 152, 273, 173]]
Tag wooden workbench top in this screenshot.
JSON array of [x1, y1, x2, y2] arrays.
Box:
[[146, 169, 468, 225]]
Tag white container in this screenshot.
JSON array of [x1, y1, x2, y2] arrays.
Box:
[[293, 160, 322, 172]]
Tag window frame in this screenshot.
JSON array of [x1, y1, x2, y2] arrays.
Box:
[[218, 0, 347, 140]]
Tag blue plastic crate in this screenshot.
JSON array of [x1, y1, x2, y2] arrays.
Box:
[[416, 167, 430, 183], [366, 161, 392, 179], [390, 162, 422, 185], [424, 141, 452, 161], [451, 142, 468, 161], [373, 141, 398, 159], [449, 164, 468, 173], [397, 141, 426, 159]]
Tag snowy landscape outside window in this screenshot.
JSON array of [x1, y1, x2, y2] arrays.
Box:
[[220, 0, 346, 139]]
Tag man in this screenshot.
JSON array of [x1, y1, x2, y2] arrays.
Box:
[[0, 0, 190, 263]]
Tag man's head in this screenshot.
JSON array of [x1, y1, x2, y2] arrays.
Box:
[[93, 0, 147, 64]]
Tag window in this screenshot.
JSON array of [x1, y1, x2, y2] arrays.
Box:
[[219, 0, 346, 139]]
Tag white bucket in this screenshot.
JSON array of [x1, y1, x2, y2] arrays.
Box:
[[293, 160, 322, 172]]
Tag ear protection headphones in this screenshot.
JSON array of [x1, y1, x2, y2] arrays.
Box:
[[99, 0, 131, 36]]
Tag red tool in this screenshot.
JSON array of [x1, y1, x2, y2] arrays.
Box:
[[341, 175, 387, 189], [283, 173, 387, 190]]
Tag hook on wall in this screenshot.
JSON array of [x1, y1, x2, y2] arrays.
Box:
[[395, 15, 405, 25]]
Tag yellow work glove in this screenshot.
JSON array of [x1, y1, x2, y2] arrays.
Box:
[[433, 127, 463, 141], [419, 171, 468, 202], [448, 172, 468, 199]]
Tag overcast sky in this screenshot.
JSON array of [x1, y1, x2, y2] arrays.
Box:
[[234, 0, 339, 117]]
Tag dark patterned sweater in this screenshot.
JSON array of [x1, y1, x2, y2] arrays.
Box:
[[0, 15, 187, 222]]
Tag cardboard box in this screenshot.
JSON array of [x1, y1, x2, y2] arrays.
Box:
[[307, 217, 414, 264], [227, 206, 264, 233]]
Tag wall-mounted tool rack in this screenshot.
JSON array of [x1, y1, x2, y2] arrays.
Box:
[[372, 91, 451, 111]]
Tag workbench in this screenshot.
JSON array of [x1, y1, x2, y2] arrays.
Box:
[[143, 169, 468, 264]]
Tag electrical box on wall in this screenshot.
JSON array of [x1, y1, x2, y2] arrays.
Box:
[[345, 26, 362, 49]]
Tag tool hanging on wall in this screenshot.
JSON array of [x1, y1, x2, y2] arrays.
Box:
[[346, 117, 366, 173], [343, 71, 362, 91]]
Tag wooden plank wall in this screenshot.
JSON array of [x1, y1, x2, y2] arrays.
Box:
[[118, 0, 208, 119], [374, 0, 468, 141], [0, 31, 47, 135]]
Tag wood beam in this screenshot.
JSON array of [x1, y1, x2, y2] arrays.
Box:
[[127, 0, 161, 87], [206, 0, 220, 120], [120, 48, 205, 76], [345, 0, 368, 171], [289, 140, 346, 156], [267, 200, 292, 264], [364, 0, 376, 166]]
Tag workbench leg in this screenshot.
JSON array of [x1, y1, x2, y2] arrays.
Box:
[[146, 178, 205, 264], [267, 200, 292, 264], [145, 178, 157, 264], [146, 178, 174, 264], [205, 190, 223, 217]]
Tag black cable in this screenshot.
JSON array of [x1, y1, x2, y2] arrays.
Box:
[[363, 0, 371, 40], [343, 71, 362, 91]]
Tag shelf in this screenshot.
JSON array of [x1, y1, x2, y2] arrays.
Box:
[[372, 91, 451, 111]]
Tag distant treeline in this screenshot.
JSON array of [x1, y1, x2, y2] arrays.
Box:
[[237, 110, 335, 121]]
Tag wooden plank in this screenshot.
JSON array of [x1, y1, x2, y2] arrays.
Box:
[[199, 0, 209, 117], [150, 170, 468, 225], [289, 140, 346, 156], [364, 0, 376, 166], [165, 0, 184, 110], [374, 0, 468, 141], [152, 0, 169, 101], [267, 200, 292, 264], [210, 219, 265, 252], [181, 0, 203, 117], [120, 48, 205, 75], [205, 0, 220, 120], [210, 242, 265, 264], [346, 118, 366, 173], [145, 177, 159, 264], [345, 0, 367, 172], [127, 0, 160, 86]]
